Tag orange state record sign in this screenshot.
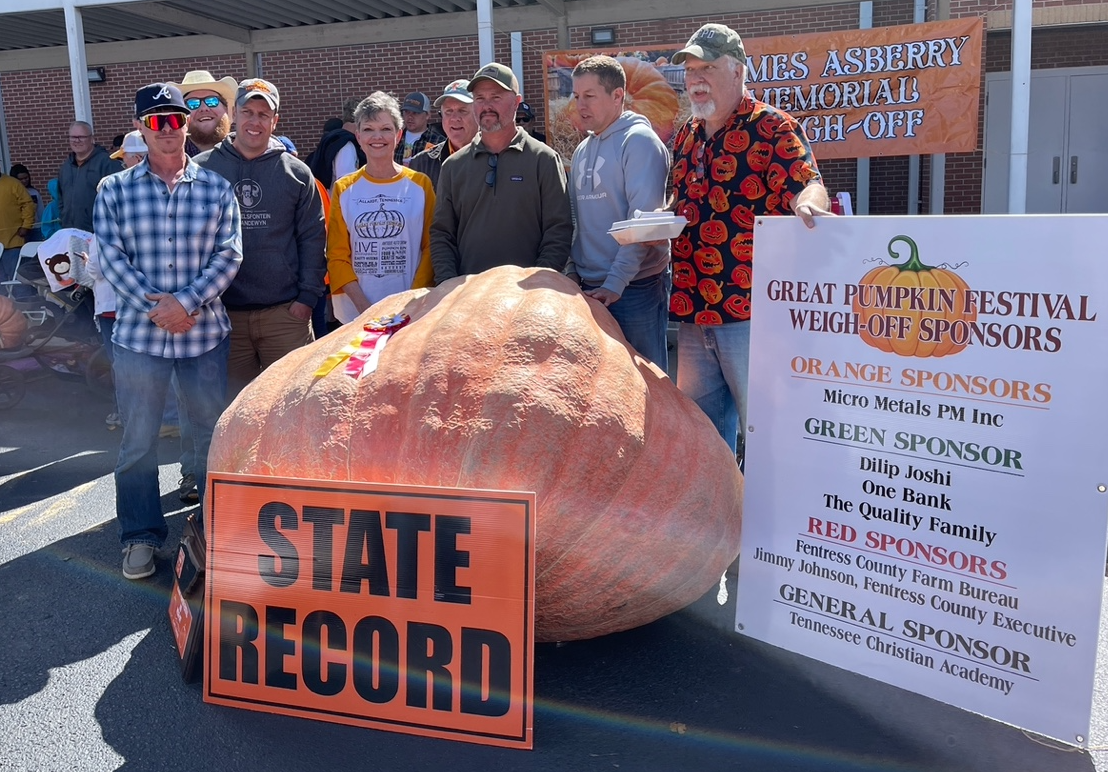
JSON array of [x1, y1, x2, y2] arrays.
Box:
[[203, 473, 536, 749]]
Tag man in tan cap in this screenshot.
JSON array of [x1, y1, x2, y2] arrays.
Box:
[[430, 62, 572, 283], [668, 23, 829, 462], [194, 78, 326, 398], [170, 70, 238, 156]]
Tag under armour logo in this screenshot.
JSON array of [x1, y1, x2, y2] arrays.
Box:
[[575, 155, 604, 189], [155, 85, 172, 100]]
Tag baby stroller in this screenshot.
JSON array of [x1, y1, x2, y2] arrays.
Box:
[[0, 246, 112, 410]]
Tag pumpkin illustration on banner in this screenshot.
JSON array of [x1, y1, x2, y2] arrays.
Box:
[[557, 56, 679, 143], [209, 266, 743, 642], [852, 234, 977, 357], [620, 57, 680, 143], [548, 53, 685, 163]]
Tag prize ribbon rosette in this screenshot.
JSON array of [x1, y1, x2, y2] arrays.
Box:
[[313, 313, 411, 379]]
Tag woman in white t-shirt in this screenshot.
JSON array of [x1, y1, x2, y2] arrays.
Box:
[[326, 92, 435, 324]]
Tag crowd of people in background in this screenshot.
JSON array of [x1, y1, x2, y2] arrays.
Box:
[[0, 22, 830, 581]]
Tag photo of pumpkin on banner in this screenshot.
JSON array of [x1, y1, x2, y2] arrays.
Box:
[[543, 17, 982, 161]]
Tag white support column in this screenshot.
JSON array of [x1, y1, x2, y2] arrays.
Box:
[[1007, 0, 1032, 213], [477, 0, 494, 66], [906, 0, 926, 214], [511, 32, 523, 99], [930, 153, 945, 213], [0, 81, 10, 174], [63, 0, 92, 126], [930, 0, 949, 213], [855, 1, 872, 215]]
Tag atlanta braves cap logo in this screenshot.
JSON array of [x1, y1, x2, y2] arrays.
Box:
[[134, 82, 189, 117]]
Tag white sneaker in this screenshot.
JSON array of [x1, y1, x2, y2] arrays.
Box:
[[105, 412, 122, 430]]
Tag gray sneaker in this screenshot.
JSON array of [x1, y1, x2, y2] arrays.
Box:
[[178, 473, 199, 504], [122, 544, 156, 580]]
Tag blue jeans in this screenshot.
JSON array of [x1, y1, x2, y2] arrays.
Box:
[[101, 315, 195, 475], [676, 321, 750, 454], [583, 268, 671, 371], [112, 337, 229, 547]]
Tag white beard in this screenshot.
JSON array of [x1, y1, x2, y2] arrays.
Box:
[[690, 100, 716, 120]]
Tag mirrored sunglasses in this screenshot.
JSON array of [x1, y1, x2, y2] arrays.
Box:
[[141, 112, 187, 131], [185, 95, 223, 110]]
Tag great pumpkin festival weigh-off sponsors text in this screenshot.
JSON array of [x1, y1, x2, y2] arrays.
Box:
[[736, 215, 1108, 746], [204, 475, 536, 749]]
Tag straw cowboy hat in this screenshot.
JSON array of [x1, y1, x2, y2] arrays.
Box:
[[169, 70, 238, 106]]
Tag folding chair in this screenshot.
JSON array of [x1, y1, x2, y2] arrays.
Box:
[[2, 240, 42, 299]]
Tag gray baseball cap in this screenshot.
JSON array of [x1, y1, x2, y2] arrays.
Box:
[[433, 79, 473, 107], [672, 24, 746, 65]]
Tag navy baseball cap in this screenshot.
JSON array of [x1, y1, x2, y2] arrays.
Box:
[[135, 83, 190, 117]]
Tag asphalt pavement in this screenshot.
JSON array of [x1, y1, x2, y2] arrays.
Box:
[[2, 370, 1107, 772]]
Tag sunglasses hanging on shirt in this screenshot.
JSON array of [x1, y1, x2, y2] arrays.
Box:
[[485, 154, 498, 188], [141, 113, 187, 131]]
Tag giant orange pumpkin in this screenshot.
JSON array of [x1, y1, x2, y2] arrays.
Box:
[[209, 267, 743, 641], [0, 296, 28, 350], [852, 235, 977, 357]]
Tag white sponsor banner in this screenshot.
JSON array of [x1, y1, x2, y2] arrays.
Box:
[[735, 215, 1108, 746]]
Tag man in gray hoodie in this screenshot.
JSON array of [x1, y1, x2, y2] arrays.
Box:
[[194, 78, 326, 396], [566, 56, 672, 370]]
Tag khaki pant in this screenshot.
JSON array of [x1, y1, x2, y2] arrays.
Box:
[[227, 302, 313, 397]]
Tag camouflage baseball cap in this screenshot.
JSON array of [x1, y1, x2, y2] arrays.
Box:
[[672, 24, 746, 65]]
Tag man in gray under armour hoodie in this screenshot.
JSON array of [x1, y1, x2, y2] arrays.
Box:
[[567, 56, 672, 370], [194, 78, 326, 396]]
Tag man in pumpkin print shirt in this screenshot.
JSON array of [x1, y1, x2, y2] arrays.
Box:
[[670, 23, 829, 459]]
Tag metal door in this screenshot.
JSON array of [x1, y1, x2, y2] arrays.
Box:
[[983, 67, 1108, 213]]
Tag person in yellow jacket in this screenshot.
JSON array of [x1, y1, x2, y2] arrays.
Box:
[[0, 168, 35, 292], [327, 91, 434, 324]]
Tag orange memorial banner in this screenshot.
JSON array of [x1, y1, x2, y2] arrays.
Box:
[[203, 473, 536, 749], [543, 17, 982, 161]]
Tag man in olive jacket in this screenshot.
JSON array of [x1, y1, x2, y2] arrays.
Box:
[[430, 63, 572, 283]]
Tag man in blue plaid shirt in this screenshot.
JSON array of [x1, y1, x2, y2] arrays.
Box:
[[95, 82, 242, 580]]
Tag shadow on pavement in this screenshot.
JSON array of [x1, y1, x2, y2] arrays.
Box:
[[0, 377, 118, 509], [3, 515, 1094, 772]]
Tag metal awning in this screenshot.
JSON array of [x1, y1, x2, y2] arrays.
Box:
[[0, 0, 559, 52]]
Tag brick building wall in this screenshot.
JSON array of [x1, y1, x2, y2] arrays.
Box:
[[2, 54, 247, 194]]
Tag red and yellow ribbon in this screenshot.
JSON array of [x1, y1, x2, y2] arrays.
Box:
[[313, 314, 411, 379]]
